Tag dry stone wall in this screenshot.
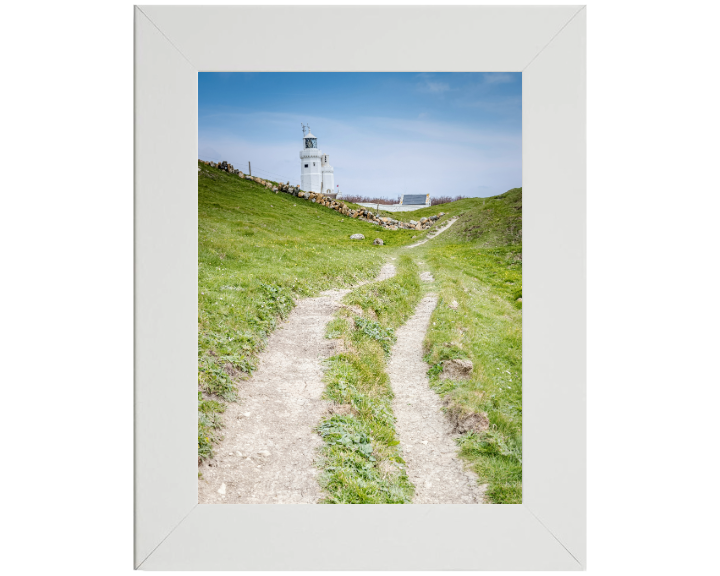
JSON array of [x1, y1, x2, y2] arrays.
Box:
[[199, 159, 445, 231]]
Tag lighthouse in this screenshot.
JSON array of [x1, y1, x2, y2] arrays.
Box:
[[300, 125, 335, 195]]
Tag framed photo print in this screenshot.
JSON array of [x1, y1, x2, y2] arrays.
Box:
[[135, 5, 586, 570]]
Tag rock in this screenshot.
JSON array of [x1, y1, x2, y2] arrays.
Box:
[[448, 300, 459, 310], [409, 220, 418, 226], [415, 223, 423, 230], [387, 225, 398, 231], [420, 217, 427, 223], [350, 234, 365, 240], [440, 359, 473, 380], [445, 400, 490, 434], [373, 238, 384, 245], [217, 483, 226, 495]]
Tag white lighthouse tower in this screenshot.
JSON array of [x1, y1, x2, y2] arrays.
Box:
[[300, 125, 335, 195]]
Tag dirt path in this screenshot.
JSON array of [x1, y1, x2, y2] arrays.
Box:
[[388, 278, 484, 504], [405, 217, 457, 248], [199, 263, 396, 504]]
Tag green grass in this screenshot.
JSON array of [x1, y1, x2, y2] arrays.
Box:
[[317, 255, 422, 503], [399, 188, 522, 246], [197, 163, 418, 461], [198, 161, 523, 504], [413, 190, 523, 503]]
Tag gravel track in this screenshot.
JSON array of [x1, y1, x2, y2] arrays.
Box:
[[405, 217, 457, 248], [198, 263, 396, 504], [388, 275, 485, 504]]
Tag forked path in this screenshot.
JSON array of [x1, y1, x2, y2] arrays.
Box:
[[388, 283, 484, 503], [199, 263, 396, 504]]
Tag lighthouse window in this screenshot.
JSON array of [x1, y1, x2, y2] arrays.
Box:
[[304, 164, 308, 168], [313, 162, 316, 166]]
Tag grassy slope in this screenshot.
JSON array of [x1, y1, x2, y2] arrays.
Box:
[[198, 163, 418, 460], [414, 188, 523, 503], [198, 162, 523, 504], [313, 190, 523, 504], [319, 255, 422, 503]]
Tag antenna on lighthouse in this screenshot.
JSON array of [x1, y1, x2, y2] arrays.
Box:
[[301, 123, 311, 137]]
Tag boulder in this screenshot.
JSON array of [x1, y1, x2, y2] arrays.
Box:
[[350, 234, 365, 240], [409, 220, 418, 226], [387, 225, 398, 231], [373, 238, 384, 245], [440, 359, 473, 380]]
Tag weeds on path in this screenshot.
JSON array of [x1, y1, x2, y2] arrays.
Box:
[[318, 255, 421, 503]]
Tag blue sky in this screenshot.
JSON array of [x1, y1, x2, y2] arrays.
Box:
[[199, 73, 521, 199]]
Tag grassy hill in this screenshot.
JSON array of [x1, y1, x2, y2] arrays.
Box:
[[197, 163, 422, 459], [198, 162, 522, 503], [414, 189, 523, 503]]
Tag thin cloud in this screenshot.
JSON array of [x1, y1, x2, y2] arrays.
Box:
[[419, 81, 450, 93], [416, 73, 452, 94], [483, 73, 515, 84], [199, 111, 520, 198]]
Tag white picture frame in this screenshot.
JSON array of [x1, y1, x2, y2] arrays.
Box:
[[134, 5, 586, 570]]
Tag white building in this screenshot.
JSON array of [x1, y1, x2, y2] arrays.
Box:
[[357, 194, 431, 213], [300, 130, 335, 195]]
